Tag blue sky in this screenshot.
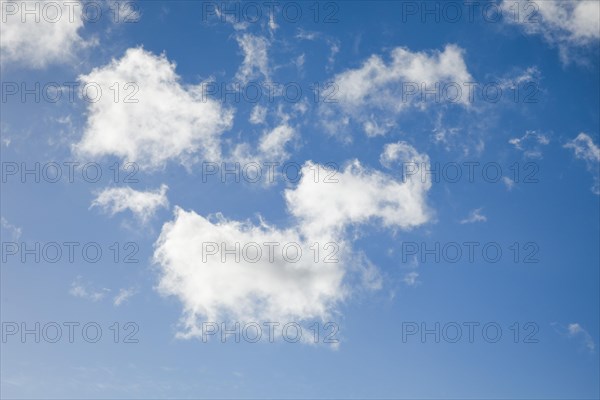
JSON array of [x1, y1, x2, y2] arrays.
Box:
[[1, 1, 599, 399]]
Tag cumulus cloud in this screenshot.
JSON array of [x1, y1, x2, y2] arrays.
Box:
[[0, 0, 91, 69], [500, 0, 600, 63], [460, 208, 487, 224], [154, 208, 348, 334], [153, 144, 433, 339], [91, 184, 169, 223], [564, 133, 600, 194], [74, 48, 234, 170], [509, 130, 550, 158], [285, 159, 432, 240], [320, 44, 473, 137]]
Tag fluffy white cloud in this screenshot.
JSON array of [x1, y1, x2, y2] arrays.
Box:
[[154, 208, 349, 337], [91, 184, 169, 222], [286, 158, 432, 240], [564, 133, 600, 194], [320, 44, 473, 137], [0, 0, 91, 69], [74, 48, 234, 170], [460, 208, 487, 224], [500, 0, 600, 63], [153, 144, 433, 339]]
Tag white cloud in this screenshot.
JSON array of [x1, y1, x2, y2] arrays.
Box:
[[153, 144, 433, 339], [257, 124, 295, 160], [113, 287, 137, 306], [230, 121, 297, 172], [564, 133, 600, 194], [69, 276, 110, 302], [502, 176, 515, 191], [154, 207, 349, 336], [285, 159, 432, 240], [509, 130, 550, 158], [460, 208, 487, 224], [379, 141, 429, 170], [91, 184, 169, 223], [403, 271, 420, 286], [564, 132, 600, 163], [0, 0, 92, 69], [500, 0, 600, 63], [74, 47, 234, 170], [499, 66, 541, 89], [567, 323, 596, 353], [320, 44, 473, 137], [0, 217, 22, 240], [235, 33, 270, 84], [249, 105, 267, 124]]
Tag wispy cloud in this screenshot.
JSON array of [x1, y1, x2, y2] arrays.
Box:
[[1, 217, 22, 241], [568, 323, 596, 353], [69, 277, 110, 302], [113, 287, 138, 306], [460, 208, 487, 224], [564, 133, 600, 195]]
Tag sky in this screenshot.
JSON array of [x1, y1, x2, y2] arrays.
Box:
[[0, 0, 599, 399]]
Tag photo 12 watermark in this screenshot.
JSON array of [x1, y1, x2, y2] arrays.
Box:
[[198, 321, 339, 343], [1, 1, 141, 24], [401, 321, 540, 344], [2, 321, 140, 343]]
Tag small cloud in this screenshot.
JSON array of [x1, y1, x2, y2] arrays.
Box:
[[113, 287, 138, 306], [91, 184, 169, 223], [564, 133, 600, 162], [568, 323, 596, 353], [235, 33, 270, 84], [460, 208, 487, 224], [249, 105, 267, 125], [502, 177, 515, 191], [509, 131, 550, 159], [69, 277, 110, 302], [1, 217, 22, 241], [564, 133, 600, 194], [403, 272, 420, 286]]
